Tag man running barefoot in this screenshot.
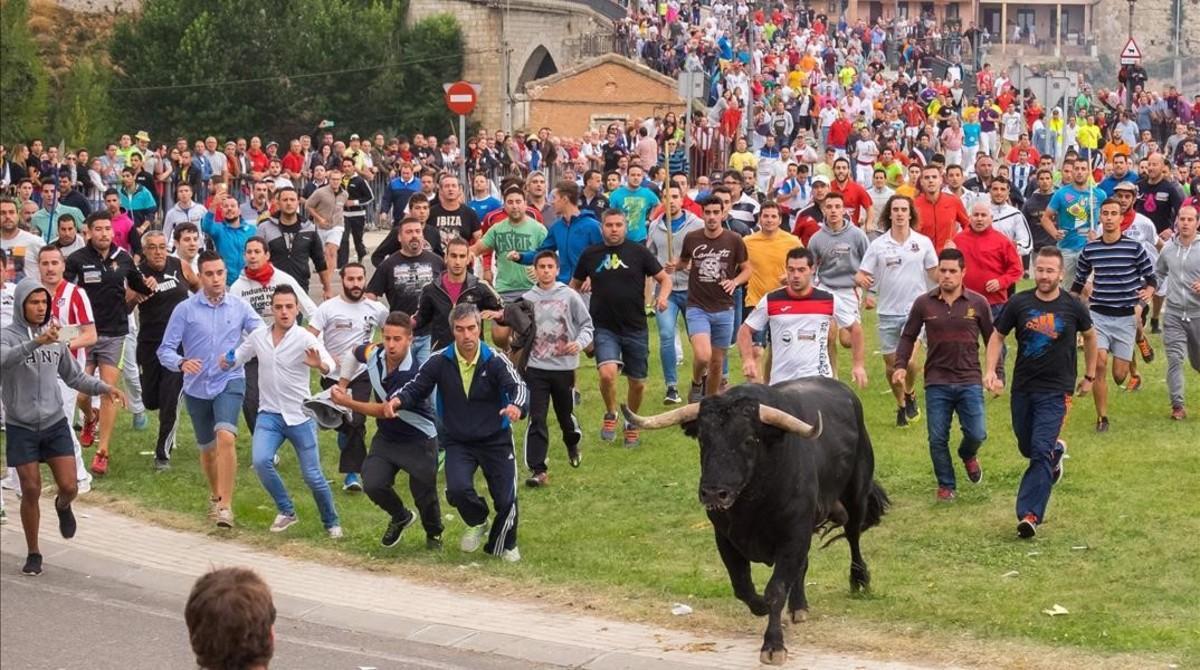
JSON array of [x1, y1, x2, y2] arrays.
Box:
[[1, 278, 125, 575]]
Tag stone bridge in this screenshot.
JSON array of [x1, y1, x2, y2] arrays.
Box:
[[408, 0, 627, 130]]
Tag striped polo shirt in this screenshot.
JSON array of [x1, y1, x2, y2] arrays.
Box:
[[1071, 234, 1156, 316]]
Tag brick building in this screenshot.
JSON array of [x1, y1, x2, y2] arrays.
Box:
[[515, 54, 686, 137]]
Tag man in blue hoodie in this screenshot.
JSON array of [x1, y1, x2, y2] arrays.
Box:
[[1, 278, 125, 576], [511, 180, 602, 285], [389, 303, 528, 561], [379, 161, 421, 226]]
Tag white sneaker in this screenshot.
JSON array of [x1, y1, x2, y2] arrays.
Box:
[[460, 522, 487, 553], [215, 508, 234, 529], [0, 469, 18, 491], [269, 514, 298, 533], [76, 478, 92, 495], [327, 525, 344, 539], [501, 546, 521, 563]]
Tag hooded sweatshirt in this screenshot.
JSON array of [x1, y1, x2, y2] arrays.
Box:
[[1155, 235, 1200, 318], [646, 211, 704, 292], [807, 220, 869, 290], [515, 209, 604, 283], [1, 278, 111, 431], [521, 282, 595, 371]]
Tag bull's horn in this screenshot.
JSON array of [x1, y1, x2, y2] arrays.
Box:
[[620, 403, 700, 430], [759, 405, 822, 438]]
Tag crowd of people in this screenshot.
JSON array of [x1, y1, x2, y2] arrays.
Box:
[[2, 0, 1198, 581]]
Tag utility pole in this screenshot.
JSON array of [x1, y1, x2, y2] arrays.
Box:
[[1173, 0, 1182, 89], [1125, 0, 1136, 110]]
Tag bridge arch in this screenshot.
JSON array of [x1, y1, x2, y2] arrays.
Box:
[[517, 45, 558, 89]]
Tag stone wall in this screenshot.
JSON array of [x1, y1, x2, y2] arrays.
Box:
[[1093, 0, 1198, 65], [407, 0, 618, 130]]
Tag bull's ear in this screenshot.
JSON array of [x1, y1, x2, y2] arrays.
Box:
[[681, 419, 699, 438]]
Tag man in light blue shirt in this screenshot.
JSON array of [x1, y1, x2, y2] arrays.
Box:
[[1042, 159, 1104, 288], [158, 250, 263, 529]]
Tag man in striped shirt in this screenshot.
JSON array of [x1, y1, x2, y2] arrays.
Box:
[[1070, 199, 1157, 432], [37, 246, 97, 492]]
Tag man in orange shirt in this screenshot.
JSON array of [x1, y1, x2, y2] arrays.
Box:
[[830, 157, 874, 228], [913, 165, 969, 252]]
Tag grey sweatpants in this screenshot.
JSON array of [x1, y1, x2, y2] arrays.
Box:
[[1163, 311, 1200, 408]]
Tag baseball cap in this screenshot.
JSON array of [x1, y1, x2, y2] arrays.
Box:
[[1112, 181, 1138, 193], [811, 175, 831, 186]]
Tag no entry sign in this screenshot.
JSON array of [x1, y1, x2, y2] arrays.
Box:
[[444, 81, 478, 116]]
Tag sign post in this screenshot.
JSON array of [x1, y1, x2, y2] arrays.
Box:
[[677, 68, 704, 181], [443, 81, 480, 185], [1119, 38, 1142, 65]]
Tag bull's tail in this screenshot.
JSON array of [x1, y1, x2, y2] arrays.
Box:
[[861, 479, 890, 533]]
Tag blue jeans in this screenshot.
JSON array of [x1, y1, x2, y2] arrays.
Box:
[[654, 290, 689, 386], [411, 334, 431, 368], [1011, 391, 1068, 523], [925, 384, 987, 489], [251, 413, 339, 528]]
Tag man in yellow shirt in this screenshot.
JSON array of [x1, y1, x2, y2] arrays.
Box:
[[741, 200, 802, 378], [1076, 117, 1101, 165]]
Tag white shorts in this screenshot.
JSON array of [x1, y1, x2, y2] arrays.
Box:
[[817, 285, 861, 328], [318, 227, 344, 247]]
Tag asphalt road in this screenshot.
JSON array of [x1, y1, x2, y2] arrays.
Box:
[[0, 558, 548, 670]]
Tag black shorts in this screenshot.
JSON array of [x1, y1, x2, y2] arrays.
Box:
[[5, 419, 75, 467]]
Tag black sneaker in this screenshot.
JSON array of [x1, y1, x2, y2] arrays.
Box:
[[896, 406, 909, 427], [1095, 416, 1109, 433], [426, 534, 444, 551], [381, 510, 416, 548], [904, 392, 920, 420], [154, 458, 171, 472], [1017, 514, 1038, 539], [687, 382, 704, 403], [22, 553, 43, 576], [55, 496, 77, 539], [1150, 318, 1161, 334], [664, 386, 682, 405], [567, 444, 582, 468], [525, 472, 549, 487]]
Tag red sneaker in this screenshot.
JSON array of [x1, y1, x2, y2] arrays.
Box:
[[79, 418, 98, 447], [1171, 405, 1187, 421], [90, 451, 109, 476], [1125, 374, 1143, 392], [936, 486, 956, 501], [963, 457, 983, 484]]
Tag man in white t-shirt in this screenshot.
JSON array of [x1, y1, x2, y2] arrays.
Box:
[[855, 194, 938, 426], [307, 262, 388, 492], [737, 247, 837, 384]]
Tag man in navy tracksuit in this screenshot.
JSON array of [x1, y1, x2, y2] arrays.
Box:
[[390, 303, 529, 561]]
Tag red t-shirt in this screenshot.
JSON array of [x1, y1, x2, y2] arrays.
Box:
[[442, 275, 464, 303], [831, 179, 873, 226], [913, 192, 970, 253], [281, 151, 304, 176]]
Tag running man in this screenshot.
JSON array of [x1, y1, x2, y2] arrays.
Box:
[[809, 191, 870, 387], [1069, 198, 1157, 432], [227, 285, 341, 537], [985, 246, 1098, 539], [332, 312, 444, 550], [1156, 205, 1200, 420], [2, 278, 125, 575]]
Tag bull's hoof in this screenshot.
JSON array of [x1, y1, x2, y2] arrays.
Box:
[[790, 608, 808, 623], [759, 647, 788, 665]]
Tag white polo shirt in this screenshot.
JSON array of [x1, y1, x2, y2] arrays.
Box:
[[858, 228, 937, 316]]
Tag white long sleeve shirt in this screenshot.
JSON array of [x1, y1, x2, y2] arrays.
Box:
[[235, 324, 334, 426]]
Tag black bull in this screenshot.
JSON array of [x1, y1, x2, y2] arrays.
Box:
[[623, 377, 889, 666]]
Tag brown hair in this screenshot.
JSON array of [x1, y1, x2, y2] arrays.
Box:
[[185, 568, 275, 670]]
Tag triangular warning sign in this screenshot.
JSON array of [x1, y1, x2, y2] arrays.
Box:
[[1121, 38, 1142, 60]]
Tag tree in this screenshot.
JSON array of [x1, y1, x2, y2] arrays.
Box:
[[108, 0, 464, 141], [52, 57, 117, 152], [0, 0, 50, 145]]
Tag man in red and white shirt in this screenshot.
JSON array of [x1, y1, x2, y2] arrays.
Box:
[[37, 245, 98, 491], [736, 247, 837, 384]]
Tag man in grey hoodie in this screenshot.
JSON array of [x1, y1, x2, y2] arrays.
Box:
[[521, 251, 594, 487], [646, 184, 704, 404], [1156, 205, 1200, 421], [1, 277, 124, 576]]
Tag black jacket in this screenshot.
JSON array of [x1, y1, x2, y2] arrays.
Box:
[[415, 272, 502, 351], [256, 217, 327, 291], [343, 175, 374, 218]]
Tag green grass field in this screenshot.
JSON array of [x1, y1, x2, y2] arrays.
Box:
[[36, 305, 1200, 667]]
